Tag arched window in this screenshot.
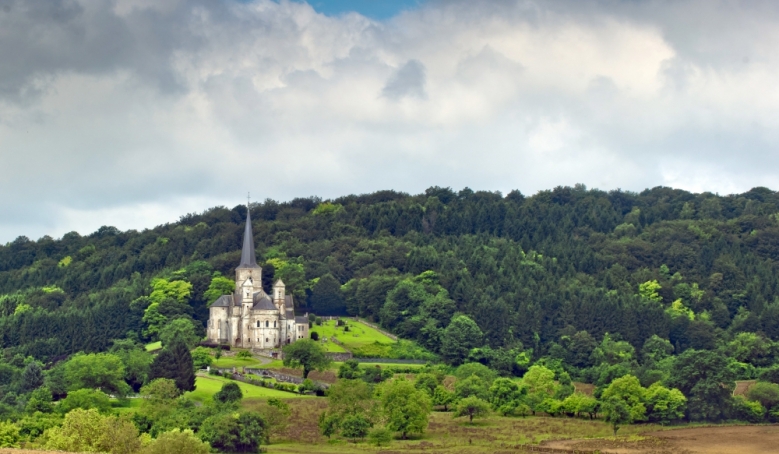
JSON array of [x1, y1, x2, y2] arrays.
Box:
[[256, 321, 260, 328], [265, 320, 269, 328], [274, 321, 277, 328]]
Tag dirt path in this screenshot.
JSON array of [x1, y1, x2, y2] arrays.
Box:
[[544, 425, 779, 454]]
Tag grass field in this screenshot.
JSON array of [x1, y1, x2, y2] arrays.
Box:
[[310, 320, 394, 352], [211, 355, 264, 369], [144, 341, 161, 351], [185, 375, 311, 402], [262, 399, 669, 453]]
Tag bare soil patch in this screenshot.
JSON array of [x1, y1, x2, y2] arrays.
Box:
[[545, 425, 779, 454]]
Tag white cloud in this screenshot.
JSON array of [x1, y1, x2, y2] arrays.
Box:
[[2, 0, 779, 242]]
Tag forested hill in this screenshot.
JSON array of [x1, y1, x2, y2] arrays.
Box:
[[4, 185, 779, 368]]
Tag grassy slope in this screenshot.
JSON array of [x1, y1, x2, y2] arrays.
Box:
[[186, 375, 311, 402], [144, 341, 161, 352], [310, 320, 394, 352]]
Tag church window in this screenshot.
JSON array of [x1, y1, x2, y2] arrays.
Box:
[[274, 321, 277, 328], [265, 338, 269, 343], [265, 320, 269, 328], [256, 321, 259, 328]]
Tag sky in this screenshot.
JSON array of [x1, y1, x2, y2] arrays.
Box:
[[2, 0, 779, 243]]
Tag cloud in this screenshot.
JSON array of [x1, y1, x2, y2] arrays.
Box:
[[2, 0, 779, 242], [382, 60, 427, 99]]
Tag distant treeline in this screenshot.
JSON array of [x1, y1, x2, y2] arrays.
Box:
[[3, 185, 779, 368]]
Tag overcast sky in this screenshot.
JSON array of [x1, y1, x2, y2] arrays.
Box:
[[2, 0, 779, 243]]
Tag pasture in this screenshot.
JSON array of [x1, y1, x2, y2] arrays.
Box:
[[185, 374, 311, 402]]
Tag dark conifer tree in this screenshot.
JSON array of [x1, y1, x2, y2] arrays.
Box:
[[149, 339, 196, 392]]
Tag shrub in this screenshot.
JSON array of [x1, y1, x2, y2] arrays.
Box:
[[199, 412, 267, 453], [341, 414, 372, 441], [57, 389, 112, 414], [310, 331, 320, 341], [0, 420, 20, 448], [236, 351, 253, 359], [368, 426, 393, 446], [213, 382, 243, 404], [141, 428, 210, 454]]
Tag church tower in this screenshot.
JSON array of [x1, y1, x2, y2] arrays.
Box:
[[232, 206, 262, 346], [273, 279, 286, 312]]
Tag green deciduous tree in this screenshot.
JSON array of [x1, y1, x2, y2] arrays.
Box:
[[214, 382, 243, 405], [204, 274, 235, 305], [282, 339, 331, 379], [57, 389, 112, 414], [340, 413, 372, 442], [666, 349, 736, 421], [454, 396, 491, 423], [379, 379, 432, 439], [199, 411, 268, 453], [141, 428, 210, 454], [159, 318, 201, 349], [600, 375, 647, 422], [64, 353, 130, 396], [602, 398, 633, 436], [645, 383, 686, 424], [432, 385, 455, 411]]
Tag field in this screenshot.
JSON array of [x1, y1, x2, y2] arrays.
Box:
[[185, 374, 311, 402], [211, 353, 264, 369], [310, 320, 395, 353], [144, 341, 161, 352]]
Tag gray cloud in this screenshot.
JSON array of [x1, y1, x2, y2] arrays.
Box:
[[382, 60, 426, 99], [2, 0, 779, 242]]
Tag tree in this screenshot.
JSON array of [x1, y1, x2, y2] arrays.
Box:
[[600, 375, 647, 422], [25, 386, 53, 414], [602, 398, 633, 436], [57, 389, 113, 414], [140, 428, 210, 454], [21, 361, 44, 392], [666, 349, 735, 421], [645, 383, 687, 424], [204, 274, 235, 305], [453, 362, 497, 385], [64, 352, 130, 396], [191, 346, 214, 370], [149, 340, 196, 392], [318, 412, 339, 439], [414, 373, 440, 396], [746, 382, 779, 414], [379, 379, 432, 439], [0, 420, 20, 448], [489, 378, 527, 415], [455, 374, 489, 400], [340, 414, 372, 442], [214, 382, 243, 405], [199, 411, 268, 453], [325, 379, 376, 419], [432, 385, 455, 411], [258, 398, 291, 442], [522, 365, 558, 414], [282, 339, 331, 379], [337, 359, 362, 380], [159, 318, 201, 349], [309, 274, 347, 316], [42, 408, 140, 453], [440, 315, 483, 365], [454, 396, 491, 423]]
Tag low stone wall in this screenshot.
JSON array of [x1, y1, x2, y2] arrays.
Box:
[[245, 368, 304, 385], [326, 352, 353, 361]]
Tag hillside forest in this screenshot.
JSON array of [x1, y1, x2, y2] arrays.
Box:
[[3, 185, 779, 427]]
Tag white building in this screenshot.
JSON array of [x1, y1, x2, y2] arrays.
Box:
[[206, 207, 309, 349]]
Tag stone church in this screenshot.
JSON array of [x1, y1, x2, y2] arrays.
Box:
[[206, 207, 309, 349]]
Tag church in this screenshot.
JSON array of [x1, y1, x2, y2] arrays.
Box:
[[206, 207, 309, 349]]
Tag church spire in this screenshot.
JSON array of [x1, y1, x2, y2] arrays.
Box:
[[238, 203, 258, 268]]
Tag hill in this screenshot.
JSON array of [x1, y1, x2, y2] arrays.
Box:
[[3, 185, 779, 374]]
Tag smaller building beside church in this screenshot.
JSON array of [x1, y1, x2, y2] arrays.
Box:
[[206, 206, 309, 349]]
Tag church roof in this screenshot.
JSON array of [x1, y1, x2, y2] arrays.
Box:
[[211, 295, 232, 307], [274, 279, 285, 287], [237, 207, 259, 269], [285, 309, 294, 320], [295, 315, 308, 324], [252, 295, 277, 311]]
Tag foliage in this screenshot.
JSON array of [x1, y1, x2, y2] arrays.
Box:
[[368, 426, 393, 446], [191, 347, 213, 370], [199, 411, 267, 453], [340, 413, 372, 441], [204, 274, 235, 306], [57, 388, 113, 414], [432, 385, 456, 411], [746, 381, 779, 414], [64, 352, 130, 396], [455, 374, 489, 400], [141, 428, 210, 454], [149, 340, 196, 392], [378, 378, 432, 439], [600, 375, 648, 422], [666, 349, 736, 421], [645, 382, 687, 424], [159, 318, 200, 349], [440, 315, 483, 365], [42, 408, 141, 454], [282, 339, 331, 378], [454, 396, 491, 423], [602, 398, 632, 436], [213, 382, 243, 405], [0, 420, 20, 448]]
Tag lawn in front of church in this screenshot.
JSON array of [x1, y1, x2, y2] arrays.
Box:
[[309, 319, 394, 352], [186, 374, 312, 402]]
